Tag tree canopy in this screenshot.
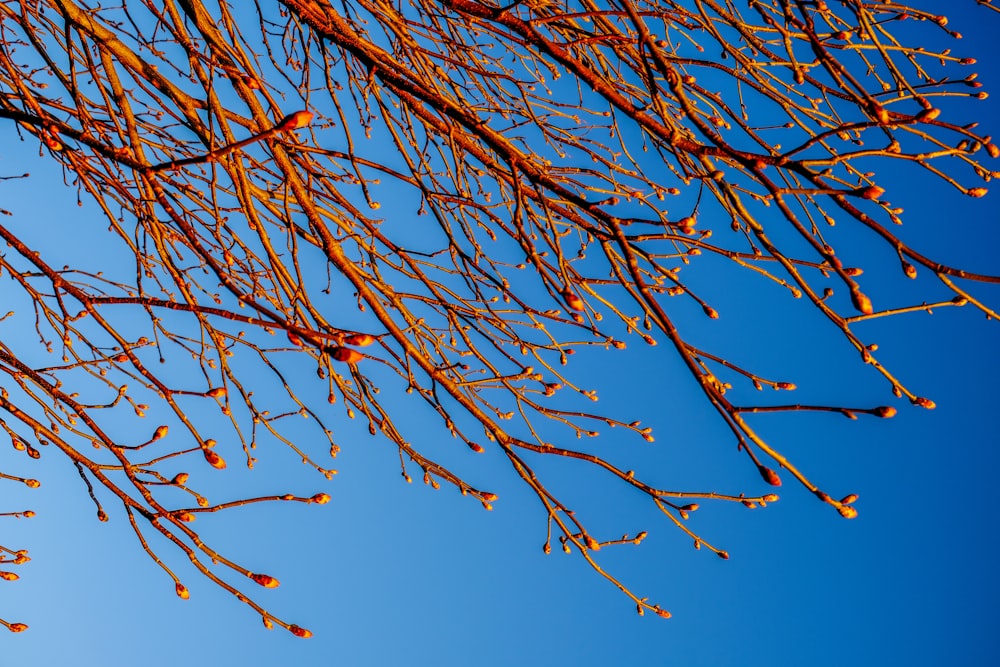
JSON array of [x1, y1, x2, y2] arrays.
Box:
[[0, 0, 997, 636]]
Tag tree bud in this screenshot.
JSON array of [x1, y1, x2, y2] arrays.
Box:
[[561, 289, 586, 312], [251, 573, 280, 588], [344, 333, 375, 347], [758, 465, 782, 486], [858, 185, 884, 200], [289, 625, 312, 638], [279, 110, 313, 131], [326, 346, 363, 363], [837, 505, 858, 519], [850, 288, 873, 315], [203, 448, 227, 469]]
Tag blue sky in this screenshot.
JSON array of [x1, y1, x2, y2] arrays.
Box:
[[1, 2, 998, 665]]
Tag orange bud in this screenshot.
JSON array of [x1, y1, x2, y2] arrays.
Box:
[[344, 333, 375, 347], [837, 505, 858, 519], [840, 493, 859, 505], [174, 511, 195, 523], [703, 305, 719, 319], [967, 187, 988, 198], [152, 425, 169, 441], [843, 267, 863, 277], [874, 406, 896, 418], [758, 465, 782, 486], [287, 331, 304, 347], [175, 583, 190, 600], [206, 387, 227, 399], [986, 143, 999, 159], [7, 623, 28, 633], [561, 289, 586, 312], [680, 503, 700, 512], [468, 442, 485, 453], [262, 616, 274, 630], [310, 493, 331, 504], [326, 346, 363, 363], [762, 493, 779, 503], [288, 625, 312, 638], [717, 550, 730, 560], [203, 448, 227, 469], [172, 472, 190, 485], [584, 536, 600, 551], [776, 382, 796, 390], [251, 573, 280, 588], [858, 185, 884, 200], [912, 396, 936, 409], [916, 107, 940, 122], [24, 479, 40, 489], [850, 288, 873, 315], [0, 571, 19, 581], [279, 110, 313, 131], [655, 608, 672, 619]]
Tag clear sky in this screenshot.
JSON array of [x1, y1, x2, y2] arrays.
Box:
[[0, 2, 998, 666]]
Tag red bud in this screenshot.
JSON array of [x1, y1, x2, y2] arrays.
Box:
[[279, 110, 313, 131], [326, 346, 364, 363], [251, 573, 280, 588], [203, 448, 226, 469], [561, 289, 586, 312], [344, 333, 375, 347], [758, 465, 782, 486], [858, 185, 884, 200], [289, 625, 312, 638]]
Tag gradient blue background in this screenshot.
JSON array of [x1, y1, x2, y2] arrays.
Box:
[[1, 3, 997, 665]]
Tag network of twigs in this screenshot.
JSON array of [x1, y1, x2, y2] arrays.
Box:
[[0, 0, 997, 634]]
